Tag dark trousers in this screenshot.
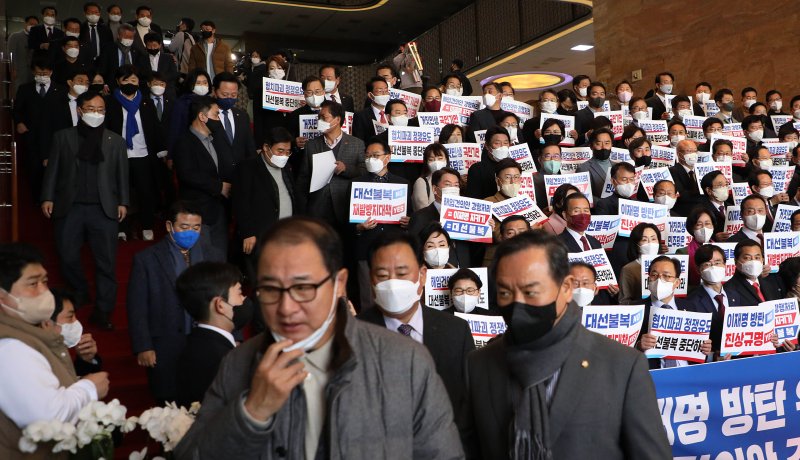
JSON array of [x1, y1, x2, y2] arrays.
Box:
[[147, 335, 187, 404], [122, 156, 157, 232], [53, 203, 118, 312]]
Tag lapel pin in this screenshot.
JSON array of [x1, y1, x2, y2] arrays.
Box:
[[581, 360, 589, 368]]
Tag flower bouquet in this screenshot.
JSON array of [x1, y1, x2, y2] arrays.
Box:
[[136, 401, 200, 457]]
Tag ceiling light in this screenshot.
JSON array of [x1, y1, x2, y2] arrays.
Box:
[[571, 44, 593, 51]]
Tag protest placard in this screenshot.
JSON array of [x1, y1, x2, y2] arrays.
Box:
[[694, 162, 732, 194], [262, 77, 304, 112], [425, 268, 489, 311], [454, 312, 506, 348], [417, 111, 461, 138], [639, 120, 669, 146], [600, 165, 643, 199], [773, 204, 800, 232], [640, 167, 674, 201], [609, 147, 631, 165], [567, 249, 618, 289], [544, 172, 593, 205], [771, 115, 792, 132], [768, 165, 794, 194], [582, 305, 644, 347], [665, 218, 692, 254], [389, 88, 422, 118], [500, 99, 533, 125], [474, 130, 487, 150], [440, 195, 493, 243], [710, 242, 737, 281], [559, 147, 592, 174], [299, 114, 322, 139], [708, 134, 747, 166], [730, 183, 749, 206], [342, 111, 353, 135], [720, 304, 775, 356], [682, 115, 708, 143], [618, 199, 669, 238], [763, 231, 800, 273], [348, 182, 407, 224], [766, 298, 800, 345], [387, 126, 435, 163], [594, 110, 624, 140], [444, 143, 482, 175], [518, 171, 536, 203], [722, 122, 744, 138], [649, 145, 676, 168], [765, 142, 793, 165], [641, 254, 689, 299], [645, 308, 711, 363], [372, 119, 387, 136], [585, 216, 620, 250], [491, 195, 548, 226], [440, 93, 481, 124], [540, 113, 575, 132], [576, 100, 610, 111], [508, 144, 536, 173], [723, 206, 742, 234]]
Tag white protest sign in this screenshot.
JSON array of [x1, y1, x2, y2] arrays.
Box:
[[694, 162, 733, 195], [474, 130, 487, 150], [770, 298, 800, 345], [577, 100, 611, 111], [440, 93, 481, 124], [723, 122, 744, 138], [585, 216, 620, 250], [299, 115, 322, 140], [724, 205, 743, 234], [342, 111, 353, 135], [765, 142, 793, 165], [710, 242, 738, 281], [708, 133, 747, 166], [771, 115, 792, 132], [372, 119, 387, 135], [639, 120, 669, 146], [540, 113, 575, 132], [567, 249, 618, 289], [348, 182, 407, 224], [666, 218, 693, 254], [518, 171, 536, 203], [769, 165, 795, 194], [645, 308, 711, 363], [262, 77, 303, 112], [544, 172, 593, 205], [582, 305, 645, 347], [610, 147, 631, 165], [440, 195, 493, 244], [640, 167, 674, 201], [618, 199, 669, 238], [764, 231, 800, 273], [417, 111, 461, 139], [649, 145, 676, 168], [310, 150, 336, 193], [731, 183, 749, 206], [491, 195, 548, 226], [640, 254, 689, 299], [773, 204, 800, 232], [389, 88, 422, 118], [720, 304, 776, 357], [387, 126, 435, 163], [704, 101, 720, 116], [425, 268, 489, 311], [454, 312, 507, 348], [445, 143, 482, 175], [600, 165, 643, 199], [509, 144, 536, 173], [683, 115, 708, 143], [594, 110, 624, 140], [559, 147, 592, 174], [500, 99, 533, 125]]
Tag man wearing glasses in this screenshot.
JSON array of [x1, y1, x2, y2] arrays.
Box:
[[175, 217, 463, 459]]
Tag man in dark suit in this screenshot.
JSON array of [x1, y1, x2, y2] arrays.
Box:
[[575, 128, 614, 201], [724, 239, 785, 305], [295, 100, 366, 232], [686, 245, 734, 353], [98, 24, 141, 92], [462, 231, 670, 459], [40, 91, 129, 329], [128, 5, 163, 53], [374, 99, 422, 184], [127, 201, 224, 403], [175, 261, 244, 408], [593, 161, 638, 215], [144, 72, 175, 210], [79, 2, 113, 63], [232, 127, 295, 281], [669, 139, 702, 217], [320, 64, 354, 113], [558, 194, 602, 253], [697, 170, 732, 235], [52, 35, 95, 85], [645, 71, 675, 121], [210, 72, 257, 167], [468, 82, 506, 133], [42, 69, 89, 166], [357, 232, 474, 428], [173, 96, 235, 254], [465, 125, 510, 199], [286, 76, 325, 175], [28, 7, 64, 58], [574, 81, 608, 143], [727, 195, 769, 244], [138, 33, 178, 98], [352, 76, 390, 142]]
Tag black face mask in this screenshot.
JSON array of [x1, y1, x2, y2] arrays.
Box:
[[542, 134, 562, 145], [223, 301, 251, 331], [594, 148, 611, 161], [89, 83, 104, 93], [589, 97, 605, 108], [205, 118, 223, 132], [501, 300, 558, 346], [201, 30, 213, 39], [147, 48, 159, 56], [634, 155, 652, 167], [120, 83, 138, 96]]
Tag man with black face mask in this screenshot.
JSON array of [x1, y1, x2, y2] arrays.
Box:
[[461, 231, 670, 459], [187, 20, 233, 80], [175, 261, 253, 408], [576, 127, 614, 201], [140, 32, 177, 97], [574, 81, 607, 144], [211, 72, 257, 166]]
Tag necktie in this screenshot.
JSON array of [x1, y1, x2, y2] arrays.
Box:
[[331, 94, 337, 103], [756, 233, 764, 247], [688, 170, 697, 190], [714, 293, 725, 319], [181, 250, 191, 267], [222, 109, 234, 144], [90, 25, 98, 58], [39, 84, 46, 97], [397, 324, 413, 337], [155, 97, 163, 121], [47, 27, 52, 39], [752, 282, 766, 302], [379, 112, 387, 124], [181, 250, 195, 334], [580, 236, 590, 251], [719, 205, 725, 217], [123, 50, 131, 65]]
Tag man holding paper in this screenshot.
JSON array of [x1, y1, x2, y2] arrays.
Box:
[[723, 239, 784, 305]]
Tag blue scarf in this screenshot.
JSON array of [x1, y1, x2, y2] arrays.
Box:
[[113, 88, 141, 149]]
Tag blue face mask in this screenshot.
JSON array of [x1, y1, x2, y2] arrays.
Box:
[[216, 97, 237, 111], [172, 229, 200, 250]]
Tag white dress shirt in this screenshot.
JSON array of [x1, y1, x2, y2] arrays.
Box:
[[741, 226, 761, 242], [68, 94, 78, 126], [196, 323, 236, 347], [149, 51, 160, 72], [121, 109, 149, 158], [651, 299, 688, 368], [383, 304, 424, 344], [0, 338, 98, 427], [702, 284, 729, 312]]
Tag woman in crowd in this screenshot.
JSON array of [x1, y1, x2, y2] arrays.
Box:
[[413, 143, 450, 211], [676, 207, 718, 290], [420, 222, 458, 269], [619, 223, 663, 304]]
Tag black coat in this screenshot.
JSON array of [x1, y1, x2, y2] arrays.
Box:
[[645, 95, 668, 121], [13, 81, 68, 161], [126, 20, 163, 53], [686, 285, 737, 352], [176, 327, 235, 408], [104, 94, 166, 158], [136, 51, 179, 98], [211, 107, 257, 166], [352, 106, 378, 142], [697, 195, 730, 234], [98, 42, 144, 89], [232, 155, 295, 241], [465, 151, 498, 199], [27, 24, 64, 57], [723, 271, 785, 305], [558, 230, 602, 253], [79, 22, 114, 62], [669, 164, 701, 217]]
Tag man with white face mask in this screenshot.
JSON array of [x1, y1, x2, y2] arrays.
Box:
[[637, 256, 712, 369], [594, 162, 638, 215], [728, 195, 771, 243], [288, 76, 326, 150], [352, 77, 391, 142], [645, 71, 675, 121], [686, 245, 733, 355], [723, 239, 784, 305], [748, 170, 789, 217], [28, 6, 64, 54], [447, 268, 485, 314], [482, 159, 524, 266], [569, 261, 600, 309], [466, 125, 512, 199], [99, 23, 142, 91], [80, 2, 113, 63], [669, 139, 702, 217], [375, 99, 426, 184], [127, 5, 163, 53], [48, 288, 101, 376], [319, 65, 354, 113], [468, 82, 507, 133], [742, 115, 766, 159], [359, 232, 474, 428], [0, 243, 110, 457]]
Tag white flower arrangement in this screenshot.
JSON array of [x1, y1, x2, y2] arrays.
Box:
[[137, 401, 200, 452]]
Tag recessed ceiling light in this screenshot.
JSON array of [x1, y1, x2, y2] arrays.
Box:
[[571, 44, 594, 51]]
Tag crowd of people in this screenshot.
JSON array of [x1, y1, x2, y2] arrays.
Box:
[[3, 2, 800, 459]]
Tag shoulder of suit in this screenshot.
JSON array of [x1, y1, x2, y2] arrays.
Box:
[[577, 325, 643, 364], [422, 305, 470, 330]]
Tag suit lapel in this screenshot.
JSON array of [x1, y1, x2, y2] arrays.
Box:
[[420, 307, 438, 358], [547, 333, 591, 443], [154, 240, 178, 285]]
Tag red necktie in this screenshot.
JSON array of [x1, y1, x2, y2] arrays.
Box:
[[580, 236, 590, 251], [379, 112, 387, 124], [752, 282, 766, 302], [757, 233, 764, 247], [714, 294, 725, 319]]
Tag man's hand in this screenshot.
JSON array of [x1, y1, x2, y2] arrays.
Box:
[[639, 333, 656, 351], [606, 284, 620, 296], [41, 201, 53, 218], [399, 216, 410, 229], [76, 333, 98, 362], [16, 123, 28, 134], [243, 340, 307, 422], [771, 192, 790, 205], [243, 236, 257, 255], [714, 231, 730, 241], [660, 112, 671, 120], [137, 350, 156, 367], [334, 161, 346, 175], [357, 217, 377, 233], [701, 339, 713, 356], [40, 43, 50, 50], [42, 159, 48, 167], [221, 182, 232, 198], [84, 372, 110, 399], [117, 206, 127, 222], [296, 137, 307, 149]]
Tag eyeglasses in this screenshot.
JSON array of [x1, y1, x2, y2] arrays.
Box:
[[699, 261, 725, 269], [424, 95, 441, 102], [365, 152, 387, 160], [647, 273, 676, 282], [572, 280, 596, 289], [452, 287, 479, 296], [256, 274, 332, 304], [81, 107, 106, 114]]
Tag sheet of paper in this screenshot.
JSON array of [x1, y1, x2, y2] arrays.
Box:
[[310, 150, 336, 193]]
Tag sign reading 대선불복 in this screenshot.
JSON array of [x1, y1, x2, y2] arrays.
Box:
[[763, 231, 800, 273], [387, 126, 435, 163], [348, 182, 407, 224], [585, 216, 620, 250], [581, 304, 644, 347]]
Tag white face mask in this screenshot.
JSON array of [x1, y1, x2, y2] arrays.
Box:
[[540, 101, 557, 114], [453, 294, 479, 313], [447, 136, 462, 144], [81, 112, 105, 128], [483, 93, 496, 107], [192, 85, 209, 96], [794, 109, 800, 120], [272, 278, 340, 353], [683, 153, 698, 168], [86, 14, 101, 24], [35, 75, 51, 86], [72, 84, 88, 95], [491, 146, 509, 161], [744, 213, 766, 232], [305, 94, 324, 109], [251, 58, 262, 65], [678, 109, 693, 120], [268, 68, 286, 80], [693, 227, 714, 244], [365, 157, 384, 173], [372, 94, 390, 107], [578, 87, 588, 97], [391, 115, 409, 127], [43, 16, 57, 26], [616, 183, 635, 198], [500, 183, 520, 198], [618, 91, 632, 103], [120, 38, 134, 48], [66, 31, 81, 38], [758, 185, 775, 199], [572, 287, 594, 307], [424, 248, 450, 268], [59, 320, 83, 348], [701, 266, 726, 284], [428, 160, 446, 173], [150, 85, 165, 96], [639, 242, 660, 257], [749, 129, 764, 143], [659, 84, 673, 95], [109, 14, 122, 22], [670, 134, 686, 147], [741, 260, 764, 278], [374, 278, 420, 315], [0, 289, 56, 325], [268, 153, 290, 168], [440, 186, 460, 196], [323, 79, 335, 93], [696, 93, 710, 104], [744, 99, 757, 109], [445, 88, 463, 97], [632, 110, 649, 121], [649, 278, 675, 301], [506, 127, 518, 143], [66, 48, 80, 58], [711, 186, 729, 202], [715, 155, 733, 164], [771, 100, 783, 112], [138, 17, 152, 27], [654, 195, 676, 209], [317, 119, 331, 133], [757, 159, 773, 170]]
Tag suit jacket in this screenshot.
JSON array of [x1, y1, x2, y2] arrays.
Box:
[[104, 94, 166, 158], [187, 39, 234, 76], [287, 104, 319, 139], [126, 21, 163, 52], [127, 236, 224, 355], [352, 106, 378, 142], [295, 133, 366, 224], [330, 93, 354, 113], [645, 95, 668, 121], [52, 52, 96, 85], [697, 195, 730, 234], [462, 326, 671, 459], [726, 229, 756, 244], [669, 164, 701, 217], [232, 155, 295, 241], [575, 158, 610, 201], [467, 108, 500, 133], [723, 271, 784, 305], [465, 152, 498, 199], [558, 230, 602, 253], [357, 305, 475, 426], [686, 285, 735, 352], [136, 51, 179, 97], [641, 297, 691, 369], [79, 22, 114, 61], [593, 193, 621, 216], [40, 127, 130, 219], [27, 24, 64, 55], [176, 327, 235, 408], [408, 203, 472, 267], [574, 106, 597, 143], [99, 42, 144, 88], [212, 107, 257, 166], [145, 93, 174, 139], [13, 81, 68, 161]]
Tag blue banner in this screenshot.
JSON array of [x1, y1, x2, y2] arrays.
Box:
[[651, 352, 800, 459]]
